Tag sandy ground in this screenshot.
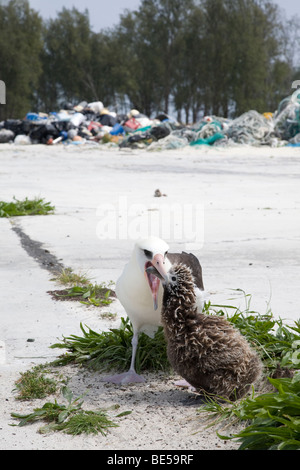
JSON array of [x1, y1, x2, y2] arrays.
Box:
[[0, 142, 299, 451]]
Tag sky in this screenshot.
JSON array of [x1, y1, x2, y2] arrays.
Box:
[[26, 0, 300, 32], [28, 0, 142, 31]]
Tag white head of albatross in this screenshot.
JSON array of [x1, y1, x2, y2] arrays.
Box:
[[103, 236, 206, 384]]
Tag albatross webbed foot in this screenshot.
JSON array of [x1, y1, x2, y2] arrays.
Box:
[[174, 379, 195, 391]]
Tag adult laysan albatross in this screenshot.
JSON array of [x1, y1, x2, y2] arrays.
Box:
[[105, 236, 206, 384]]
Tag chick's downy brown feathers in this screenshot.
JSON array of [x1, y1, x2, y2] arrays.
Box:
[[161, 264, 262, 401]]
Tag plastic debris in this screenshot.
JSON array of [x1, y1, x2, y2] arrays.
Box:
[[273, 89, 300, 141], [289, 132, 300, 144], [147, 134, 189, 150], [190, 132, 224, 146], [0, 128, 14, 143], [224, 110, 275, 146], [87, 101, 104, 114], [14, 134, 32, 145], [1, 92, 300, 150]]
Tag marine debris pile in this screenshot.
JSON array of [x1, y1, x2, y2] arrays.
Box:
[[1, 90, 300, 150]]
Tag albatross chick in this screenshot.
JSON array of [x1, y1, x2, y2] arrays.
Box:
[[148, 263, 262, 401]]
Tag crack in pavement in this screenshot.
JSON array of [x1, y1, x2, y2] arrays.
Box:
[[11, 222, 65, 274]]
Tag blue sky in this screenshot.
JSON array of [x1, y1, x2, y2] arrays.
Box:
[[27, 0, 299, 32], [28, 0, 142, 31]]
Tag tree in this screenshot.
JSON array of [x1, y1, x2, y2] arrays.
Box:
[[225, 0, 289, 115], [196, 0, 290, 117], [38, 7, 93, 110], [0, 0, 298, 121], [114, 3, 166, 116], [113, 0, 194, 116], [0, 0, 43, 119], [172, 4, 206, 122], [154, 0, 194, 113]]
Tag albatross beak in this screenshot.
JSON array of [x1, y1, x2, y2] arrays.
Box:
[[145, 254, 169, 311]]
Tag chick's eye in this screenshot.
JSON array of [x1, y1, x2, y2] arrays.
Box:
[[144, 249, 152, 259], [171, 276, 176, 282]]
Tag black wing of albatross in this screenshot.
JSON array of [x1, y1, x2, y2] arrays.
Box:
[[102, 237, 206, 385]]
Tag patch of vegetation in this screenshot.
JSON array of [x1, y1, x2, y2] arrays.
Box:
[[231, 372, 300, 450], [100, 312, 118, 320], [204, 294, 300, 373], [49, 282, 115, 308], [49, 268, 116, 308], [11, 386, 128, 436], [14, 364, 63, 400], [51, 291, 300, 378], [52, 267, 91, 286], [194, 292, 300, 450], [199, 372, 300, 450], [43, 289, 300, 449], [0, 197, 55, 217], [51, 317, 169, 374]]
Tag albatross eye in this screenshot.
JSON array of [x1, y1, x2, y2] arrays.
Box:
[[171, 276, 177, 282], [143, 249, 153, 259]]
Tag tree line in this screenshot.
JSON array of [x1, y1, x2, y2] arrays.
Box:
[[0, 0, 299, 122]]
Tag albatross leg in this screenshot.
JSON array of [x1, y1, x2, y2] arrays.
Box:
[[102, 330, 146, 384]]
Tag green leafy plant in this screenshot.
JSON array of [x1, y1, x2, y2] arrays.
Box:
[[14, 364, 60, 400], [52, 268, 91, 286], [51, 317, 169, 374], [0, 197, 55, 217], [49, 271, 115, 308], [205, 293, 300, 373], [216, 372, 300, 450], [50, 283, 114, 307], [195, 294, 300, 450], [51, 293, 300, 376], [11, 386, 124, 436], [63, 284, 114, 306], [50, 291, 300, 449]]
